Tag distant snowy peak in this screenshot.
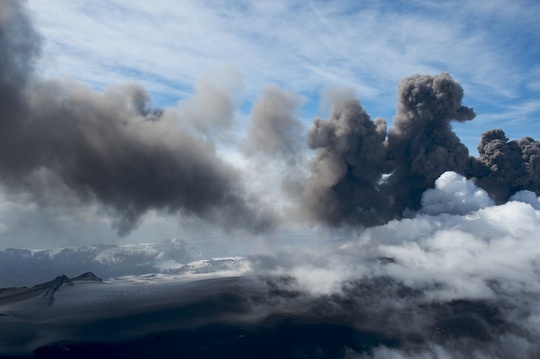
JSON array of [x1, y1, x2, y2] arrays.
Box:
[[0, 239, 202, 288], [4, 238, 201, 265], [2, 238, 200, 262], [54, 238, 202, 266]]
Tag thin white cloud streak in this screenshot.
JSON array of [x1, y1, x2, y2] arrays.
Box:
[[477, 101, 540, 124], [27, 0, 540, 111], [466, 100, 540, 146]]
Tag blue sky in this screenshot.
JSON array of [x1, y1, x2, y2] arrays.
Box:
[[26, 0, 540, 153], [1, 0, 538, 251]]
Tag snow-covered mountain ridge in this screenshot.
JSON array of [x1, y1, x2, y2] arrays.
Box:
[[0, 239, 202, 287]]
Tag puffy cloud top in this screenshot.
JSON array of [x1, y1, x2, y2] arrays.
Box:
[[510, 190, 540, 210], [420, 171, 494, 215]]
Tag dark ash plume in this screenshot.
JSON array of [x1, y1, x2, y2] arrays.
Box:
[[3, 1, 539, 237], [0, 0, 41, 174], [300, 72, 540, 229], [0, 1, 274, 236], [384, 73, 476, 213], [471, 129, 540, 202], [300, 94, 389, 226], [300, 73, 476, 226]]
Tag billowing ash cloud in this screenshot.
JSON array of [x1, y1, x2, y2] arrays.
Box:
[[300, 92, 389, 226], [2, 0, 540, 241], [300, 73, 477, 227], [0, 0, 41, 168], [297, 71, 540, 230], [385, 73, 476, 212], [0, 0, 274, 236], [471, 129, 540, 202]]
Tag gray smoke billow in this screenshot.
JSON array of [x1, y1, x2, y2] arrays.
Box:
[[300, 93, 389, 226], [301, 73, 477, 226], [2, 0, 540, 237], [301, 72, 540, 227], [385, 73, 476, 212], [0, 0, 273, 236], [472, 129, 540, 202]]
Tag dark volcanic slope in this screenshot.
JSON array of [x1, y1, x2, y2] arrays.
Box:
[[0, 274, 536, 359], [0, 273, 102, 315]]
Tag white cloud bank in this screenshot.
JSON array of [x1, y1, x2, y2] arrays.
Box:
[[2, 172, 540, 358], [420, 171, 494, 215]]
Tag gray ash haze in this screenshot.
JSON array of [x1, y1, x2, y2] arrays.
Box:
[[0, 0, 273, 237], [0, 0, 539, 240], [1, 1, 540, 358], [243, 85, 304, 159]]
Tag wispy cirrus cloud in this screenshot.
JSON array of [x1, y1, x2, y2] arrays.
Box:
[[28, 0, 540, 119]]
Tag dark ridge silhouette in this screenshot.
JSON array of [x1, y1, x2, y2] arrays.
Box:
[[33, 275, 72, 288], [71, 272, 102, 282]]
